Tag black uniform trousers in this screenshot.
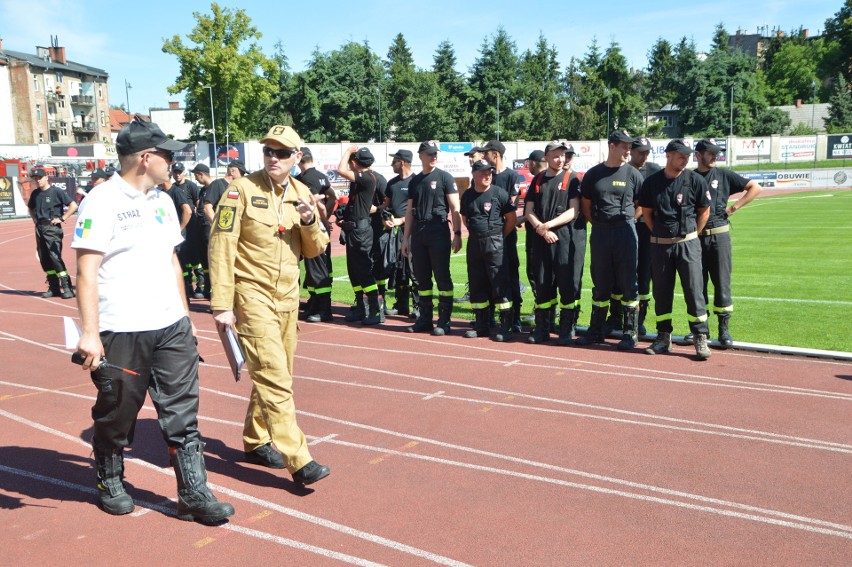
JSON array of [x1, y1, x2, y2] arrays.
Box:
[[699, 230, 733, 313], [304, 244, 333, 294], [527, 225, 581, 309], [345, 221, 376, 292], [35, 222, 69, 274], [198, 221, 211, 274], [636, 221, 652, 299], [650, 239, 709, 335], [410, 221, 453, 300], [179, 217, 202, 270], [371, 224, 395, 284], [388, 226, 416, 289], [569, 226, 587, 306], [504, 229, 522, 307], [90, 316, 202, 452], [466, 228, 509, 308], [589, 221, 639, 307]]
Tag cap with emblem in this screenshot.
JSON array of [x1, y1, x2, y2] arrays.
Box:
[[664, 138, 693, 155], [227, 160, 248, 174], [544, 141, 568, 154], [91, 168, 108, 179], [463, 146, 484, 157], [418, 140, 439, 155], [104, 165, 116, 177], [632, 137, 652, 152], [608, 130, 636, 145], [482, 140, 506, 155], [115, 117, 187, 156], [695, 138, 722, 154], [191, 163, 210, 174], [30, 166, 47, 177], [389, 149, 413, 163], [351, 147, 375, 167], [527, 149, 546, 162], [171, 161, 185, 172], [471, 159, 495, 173], [259, 125, 301, 149]]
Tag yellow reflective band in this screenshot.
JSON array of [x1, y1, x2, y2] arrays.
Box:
[[687, 313, 709, 323], [592, 301, 607, 308], [438, 290, 454, 297], [376, 279, 388, 286], [57, 271, 68, 277], [559, 301, 577, 310], [352, 285, 362, 292], [470, 301, 490, 309], [362, 284, 379, 293], [611, 294, 623, 300], [494, 302, 511, 310], [713, 305, 734, 313], [314, 287, 332, 294], [306, 286, 316, 292], [657, 313, 673, 322], [535, 300, 554, 309], [638, 294, 652, 301], [419, 289, 434, 297], [46, 270, 56, 275]]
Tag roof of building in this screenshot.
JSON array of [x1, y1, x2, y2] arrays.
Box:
[[1, 49, 108, 79], [109, 109, 150, 132], [774, 103, 831, 131]]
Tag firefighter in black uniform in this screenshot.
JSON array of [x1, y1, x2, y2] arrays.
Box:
[[460, 159, 516, 341], [578, 130, 645, 350], [483, 140, 523, 332], [383, 149, 417, 316], [401, 140, 463, 336], [629, 137, 663, 335], [296, 147, 337, 322], [693, 138, 762, 347], [368, 165, 390, 320], [337, 146, 381, 325], [639, 139, 713, 360], [562, 145, 587, 334], [171, 162, 205, 299], [524, 142, 582, 345], [190, 163, 214, 300], [27, 166, 78, 298]]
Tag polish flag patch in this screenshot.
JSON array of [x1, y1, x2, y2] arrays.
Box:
[[227, 190, 240, 199]]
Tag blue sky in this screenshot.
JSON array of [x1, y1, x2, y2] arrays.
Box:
[[0, 0, 842, 115]]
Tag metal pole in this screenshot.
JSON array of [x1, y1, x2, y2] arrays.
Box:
[[203, 85, 217, 170], [377, 84, 381, 143], [811, 81, 817, 130], [124, 80, 131, 114], [225, 94, 229, 155], [496, 91, 500, 141], [730, 86, 734, 136]]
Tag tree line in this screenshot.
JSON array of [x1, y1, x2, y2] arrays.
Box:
[[162, 2, 852, 144]]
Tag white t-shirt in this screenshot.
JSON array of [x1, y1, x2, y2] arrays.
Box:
[[71, 176, 186, 332]]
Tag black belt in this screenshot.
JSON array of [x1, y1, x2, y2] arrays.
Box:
[[469, 227, 503, 238], [593, 217, 633, 226], [37, 219, 54, 226], [341, 218, 371, 231]]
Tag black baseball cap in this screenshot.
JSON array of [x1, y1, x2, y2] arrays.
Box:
[[544, 141, 568, 154], [471, 159, 495, 173], [351, 147, 375, 167], [115, 117, 186, 156], [171, 161, 186, 172], [418, 140, 439, 155], [91, 168, 108, 179], [104, 165, 116, 176], [665, 139, 693, 155], [389, 149, 413, 163], [463, 146, 484, 157], [528, 150, 546, 162], [608, 130, 636, 144], [191, 163, 210, 174], [30, 166, 47, 177], [482, 140, 506, 155], [227, 160, 247, 174], [299, 146, 313, 160], [695, 138, 722, 154], [632, 137, 652, 152], [563, 143, 576, 155]]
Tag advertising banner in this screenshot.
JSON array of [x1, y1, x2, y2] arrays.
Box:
[[47, 176, 78, 203], [51, 145, 96, 158], [736, 137, 770, 161], [209, 143, 245, 167], [742, 171, 777, 188], [0, 176, 18, 218], [779, 137, 816, 161], [774, 171, 811, 188], [827, 135, 852, 159]]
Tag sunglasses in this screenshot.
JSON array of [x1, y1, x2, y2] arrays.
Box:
[[263, 146, 297, 160], [147, 149, 174, 162]]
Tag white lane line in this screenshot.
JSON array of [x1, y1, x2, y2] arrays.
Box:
[[0, 408, 471, 567], [299, 339, 852, 401], [309, 434, 339, 446], [422, 391, 444, 401], [503, 359, 521, 367], [290, 376, 852, 454], [0, 463, 386, 566], [672, 293, 852, 306]]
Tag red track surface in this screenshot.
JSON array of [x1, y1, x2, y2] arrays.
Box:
[[1, 216, 850, 566]]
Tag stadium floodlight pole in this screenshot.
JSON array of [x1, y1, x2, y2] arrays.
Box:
[[201, 84, 217, 171], [377, 83, 382, 143]]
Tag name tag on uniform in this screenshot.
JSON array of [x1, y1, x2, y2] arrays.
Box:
[[251, 196, 269, 208]]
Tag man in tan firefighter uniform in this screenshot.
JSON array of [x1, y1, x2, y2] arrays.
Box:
[[208, 125, 331, 486]]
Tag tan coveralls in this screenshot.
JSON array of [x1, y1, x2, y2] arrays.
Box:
[[208, 169, 329, 472]]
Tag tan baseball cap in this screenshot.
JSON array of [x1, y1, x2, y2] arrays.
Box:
[[259, 125, 301, 149]]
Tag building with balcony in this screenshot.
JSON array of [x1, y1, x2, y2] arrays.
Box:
[[1, 36, 111, 145]]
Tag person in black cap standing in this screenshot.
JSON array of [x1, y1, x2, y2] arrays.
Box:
[[337, 145, 381, 325], [629, 137, 663, 336], [383, 149, 417, 316], [27, 166, 78, 298], [524, 142, 583, 345], [578, 130, 645, 349], [368, 161, 390, 320], [296, 147, 337, 322], [639, 138, 713, 360], [191, 163, 215, 300], [464, 146, 485, 166], [402, 140, 462, 335], [460, 159, 516, 341], [692, 138, 761, 347], [78, 168, 108, 201], [72, 117, 234, 522], [483, 140, 524, 332], [171, 162, 205, 299]]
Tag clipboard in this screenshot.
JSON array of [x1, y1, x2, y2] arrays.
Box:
[[217, 326, 246, 381]]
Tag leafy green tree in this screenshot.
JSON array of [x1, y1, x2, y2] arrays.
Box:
[[466, 27, 521, 140], [752, 107, 791, 136], [598, 41, 645, 134], [512, 34, 568, 140], [257, 40, 294, 132], [384, 33, 416, 141], [162, 3, 278, 140], [645, 38, 677, 109], [432, 41, 469, 140], [822, 0, 852, 83], [763, 41, 821, 105], [824, 74, 852, 133]]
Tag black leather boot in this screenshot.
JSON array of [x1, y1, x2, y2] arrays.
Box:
[[637, 299, 649, 336], [578, 305, 608, 345], [345, 291, 366, 322], [617, 306, 638, 350], [59, 274, 75, 299], [42, 273, 62, 298], [362, 291, 382, 325], [556, 308, 577, 346], [432, 297, 453, 336], [528, 309, 551, 344], [171, 441, 235, 524], [464, 308, 489, 338], [493, 308, 514, 342], [407, 298, 433, 333], [93, 447, 135, 515], [717, 313, 733, 348]]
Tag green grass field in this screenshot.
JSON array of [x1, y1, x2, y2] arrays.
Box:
[[310, 190, 852, 353]]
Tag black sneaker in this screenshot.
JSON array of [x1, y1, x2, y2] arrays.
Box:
[[644, 332, 673, 355], [292, 461, 330, 485], [244, 443, 285, 469]]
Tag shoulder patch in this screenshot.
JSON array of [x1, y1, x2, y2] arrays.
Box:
[[227, 190, 240, 199], [250, 196, 268, 208], [216, 206, 236, 232]]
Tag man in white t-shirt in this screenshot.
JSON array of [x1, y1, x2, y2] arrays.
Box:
[[72, 117, 234, 524]]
